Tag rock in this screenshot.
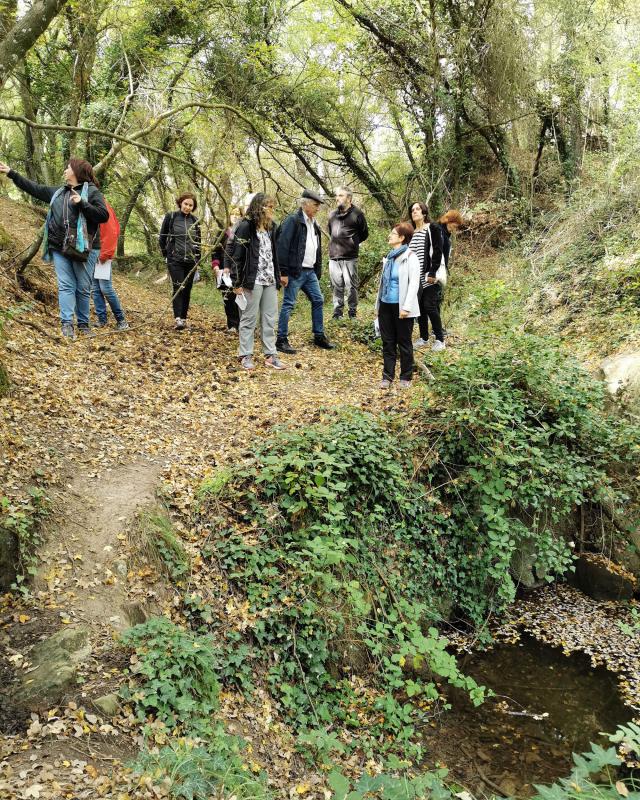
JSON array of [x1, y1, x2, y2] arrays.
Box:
[[93, 693, 120, 716], [575, 554, 636, 601], [599, 352, 640, 412], [15, 625, 91, 709], [0, 527, 19, 591], [123, 601, 151, 626], [511, 538, 547, 589]]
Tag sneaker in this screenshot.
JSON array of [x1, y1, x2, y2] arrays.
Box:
[[61, 322, 75, 339], [379, 379, 391, 389], [332, 312, 343, 320], [77, 326, 96, 338], [348, 310, 357, 319], [240, 355, 255, 370], [413, 338, 428, 349], [313, 334, 335, 350], [276, 337, 297, 354], [116, 320, 130, 331], [96, 319, 107, 328], [175, 317, 185, 330], [399, 379, 411, 388], [264, 354, 286, 370], [432, 340, 446, 352], [227, 326, 238, 334]]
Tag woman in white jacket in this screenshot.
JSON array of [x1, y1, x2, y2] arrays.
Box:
[[375, 222, 421, 389]]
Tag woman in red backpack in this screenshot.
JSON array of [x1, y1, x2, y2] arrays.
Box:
[[93, 201, 129, 330]]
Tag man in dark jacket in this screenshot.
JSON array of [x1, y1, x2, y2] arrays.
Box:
[[275, 189, 334, 354], [328, 187, 368, 319]]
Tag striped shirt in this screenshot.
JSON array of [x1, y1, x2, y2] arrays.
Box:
[[409, 228, 428, 287]]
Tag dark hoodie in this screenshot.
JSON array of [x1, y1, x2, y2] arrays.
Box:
[[327, 204, 368, 260]]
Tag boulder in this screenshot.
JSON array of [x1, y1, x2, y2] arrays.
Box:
[[0, 527, 19, 591], [575, 554, 636, 601], [510, 538, 548, 589], [93, 692, 120, 716], [15, 625, 91, 710], [599, 352, 640, 412]]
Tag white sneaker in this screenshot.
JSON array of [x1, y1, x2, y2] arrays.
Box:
[[174, 317, 185, 330], [413, 338, 428, 349], [432, 340, 446, 352]]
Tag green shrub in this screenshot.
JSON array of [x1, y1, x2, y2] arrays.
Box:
[[131, 508, 190, 582], [419, 331, 640, 624], [198, 410, 485, 758], [120, 617, 219, 735]]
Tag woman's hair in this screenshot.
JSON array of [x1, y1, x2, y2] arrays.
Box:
[[246, 192, 276, 228], [176, 192, 197, 212], [439, 209, 463, 226], [409, 201, 429, 228], [68, 158, 99, 187], [393, 222, 414, 244]]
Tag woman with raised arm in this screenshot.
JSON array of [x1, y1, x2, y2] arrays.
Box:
[[0, 158, 109, 339]]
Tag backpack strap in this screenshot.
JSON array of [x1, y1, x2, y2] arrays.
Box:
[[41, 186, 67, 263]]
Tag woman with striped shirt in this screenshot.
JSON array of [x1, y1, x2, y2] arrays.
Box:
[[408, 202, 445, 352]]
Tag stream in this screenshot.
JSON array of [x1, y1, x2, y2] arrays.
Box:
[[423, 634, 632, 796]]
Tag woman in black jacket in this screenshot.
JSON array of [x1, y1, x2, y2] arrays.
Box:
[[159, 193, 201, 330], [0, 157, 109, 339], [226, 193, 285, 371], [408, 201, 446, 352]]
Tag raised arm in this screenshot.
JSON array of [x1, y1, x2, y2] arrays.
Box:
[[1, 164, 58, 203]]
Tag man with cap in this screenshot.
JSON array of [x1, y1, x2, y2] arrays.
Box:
[[276, 189, 335, 354]]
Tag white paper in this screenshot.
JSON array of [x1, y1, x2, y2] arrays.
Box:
[[222, 273, 233, 287], [235, 292, 247, 311], [94, 259, 111, 280]]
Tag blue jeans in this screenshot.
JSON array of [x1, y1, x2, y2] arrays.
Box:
[[52, 248, 99, 326], [93, 277, 125, 323], [277, 268, 325, 338]]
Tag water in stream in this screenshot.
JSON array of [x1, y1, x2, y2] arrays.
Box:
[[423, 634, 632, 796]]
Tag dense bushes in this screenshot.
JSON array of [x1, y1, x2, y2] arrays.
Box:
[[418, 331, 640, 624]]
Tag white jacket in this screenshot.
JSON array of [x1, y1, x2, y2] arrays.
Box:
[[375, 248, 421, 318]]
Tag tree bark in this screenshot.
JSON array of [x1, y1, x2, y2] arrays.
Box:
[[0, 0, 69, 90]]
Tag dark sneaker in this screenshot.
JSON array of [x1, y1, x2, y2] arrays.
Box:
[[77, 326, 96, 338], [313, 334, 335, 350], [348, 310, 357, 319], [332, 312, 343, 320], [116, 320, 130, 331], [276, 337, 297, 354], [61, 322, 75, 339], [96, 319, 107, 328]]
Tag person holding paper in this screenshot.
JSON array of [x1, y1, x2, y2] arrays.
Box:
[[226, 193, 286, 371], [93, 202, 129, 330], [212, 207, 242, 332]]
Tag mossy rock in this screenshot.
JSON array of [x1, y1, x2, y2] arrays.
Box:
[[0, 223, 12, 251]]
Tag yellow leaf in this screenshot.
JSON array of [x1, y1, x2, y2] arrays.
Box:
[[296, 783, 311, 795], [18, 614, 30, 623], [615, 782, 629, 798]]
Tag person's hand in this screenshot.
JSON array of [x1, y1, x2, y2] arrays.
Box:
[[213, 265, 220, 273], [233, 287, 244, 295], [70, 189, 82, 205], [426, 276, 436, 284], [223, 268, 230, 275], [399, 309, 409, 319], [0, 162, 10, 174], [280, 276, 289, 287]]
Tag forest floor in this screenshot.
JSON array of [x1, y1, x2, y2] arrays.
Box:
[[1, 207, 639, 799]]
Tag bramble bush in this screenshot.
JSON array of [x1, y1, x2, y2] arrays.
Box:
[[418, 331, 640, 624]]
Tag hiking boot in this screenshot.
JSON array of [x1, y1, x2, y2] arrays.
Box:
[[432, 340, 446, 352], [77, 325, 96, 338], [61, 322, 75, 340], [240, 355, 255, 370], [116, 320, 130, 331], [264, 354, 286, 370], [413, 337, 428, 349], [379, 379, 391, 389], [276, 337, 297, 354], [313, 334, 335, 350]]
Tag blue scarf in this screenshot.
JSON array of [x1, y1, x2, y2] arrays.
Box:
[[381, 244, 407, 302], [42, 182, 90, 262], [385, 243, 408, 263]]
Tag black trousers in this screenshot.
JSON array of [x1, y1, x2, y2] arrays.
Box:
[[418, 285, 443, 342], [378, 301, 415, 382], [167, 260, 195, 319], [221, 289, 240, 329]]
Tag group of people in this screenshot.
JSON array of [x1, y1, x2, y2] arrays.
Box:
[[0, 155, 462, 387], [0, 158, 129, 338]]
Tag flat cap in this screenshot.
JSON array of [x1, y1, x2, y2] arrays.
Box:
[[301, 188, 325, 204]]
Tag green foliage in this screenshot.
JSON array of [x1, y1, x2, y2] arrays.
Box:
[[197, 468, 233, 500], [328, 766, 454, 800], [134, 508, 190, 583], [198, 410, 485, 758], [619, 607, 640, 637], [132, 739, 269, 800], [0, 487, 50, 590], [420, 331, 640, 624], [120, 617, 219, 735]]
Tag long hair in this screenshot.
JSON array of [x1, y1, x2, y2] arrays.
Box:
[[246, 192, 275, 229], [68, 157, 99, 187], [408, 201, 429, 228], [439, 209, 463, 226]]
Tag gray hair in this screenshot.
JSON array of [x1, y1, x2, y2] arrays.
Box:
[[298, 197, 320, 208], [334, 186, 353, 200]]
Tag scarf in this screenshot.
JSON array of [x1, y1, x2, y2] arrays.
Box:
[[42, 182, 90, 262]]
